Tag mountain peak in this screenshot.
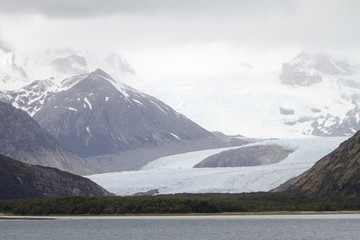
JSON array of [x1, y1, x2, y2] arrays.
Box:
[[91, 68, 114, 81], [280, 51, 355, 87]]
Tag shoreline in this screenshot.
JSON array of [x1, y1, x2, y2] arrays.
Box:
[[2, 211, 360, 220]]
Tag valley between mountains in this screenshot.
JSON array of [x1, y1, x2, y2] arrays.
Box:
[[1, 43, 360, 199]]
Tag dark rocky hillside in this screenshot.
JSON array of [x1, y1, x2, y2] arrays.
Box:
[[284, 131, 360, 197], [0, 101, 94, 175], [0, 155, 112, 199], [194, 144, 293, 168]]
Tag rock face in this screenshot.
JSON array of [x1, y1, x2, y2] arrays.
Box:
[[33, 69, 219, 159], [285, 131, 360, 197], [0, 78, 57, 116], [194, 145, 293, 168], [0, 101, 94, 175], [310, 104, 360, 137], [0, 155, 112, 199]]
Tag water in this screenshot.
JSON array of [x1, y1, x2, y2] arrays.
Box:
[[1, 215, 360, 240]]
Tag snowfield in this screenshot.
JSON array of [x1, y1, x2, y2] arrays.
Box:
[[87, 137, 348, 195]]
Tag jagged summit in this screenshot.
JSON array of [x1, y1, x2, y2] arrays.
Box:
[[0, 68, 132, 117], [86, 68, 117, 84], [93, 68, 111, 77], [280, 51, 355, 87]]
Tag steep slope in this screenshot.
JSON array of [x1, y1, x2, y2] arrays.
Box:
[[32, 69, 222, 171], [286, 131, 360, 197], [0, 155, 112, 199], [0, 101, 94, 175]]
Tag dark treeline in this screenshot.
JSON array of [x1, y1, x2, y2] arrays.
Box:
[[1, 193, 360, 215]]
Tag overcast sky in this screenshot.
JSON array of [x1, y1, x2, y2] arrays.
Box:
[[0, 0, 359, 76]]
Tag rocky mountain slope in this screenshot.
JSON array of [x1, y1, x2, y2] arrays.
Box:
[[28, 69, 224, 172], [0, 154, 112, 199], [194, 144, 294, 168], [0, 101, 94, 175], [283, 131, 360, 197]]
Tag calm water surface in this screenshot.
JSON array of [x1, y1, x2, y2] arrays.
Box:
[[1, 215, 360, 240]]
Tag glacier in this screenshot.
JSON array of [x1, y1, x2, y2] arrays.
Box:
[[87, 137, 347, 196]]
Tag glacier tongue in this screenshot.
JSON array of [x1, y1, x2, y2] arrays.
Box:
[[88, 137, 347, 196]]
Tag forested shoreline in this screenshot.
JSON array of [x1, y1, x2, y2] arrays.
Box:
[[1, 193, 360, 215]]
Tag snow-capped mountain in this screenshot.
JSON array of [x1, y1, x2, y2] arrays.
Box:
[[0, 41, 136, 118], [0, 42, 135, 91], [19, 69, 224, 173], [0, 78, 58, 116], [32, 69, 217, 158], [2, 42, 360, 139], [280, 51, 356, 87], [1, 67, 227, 173], [278, 51, 360, 136]]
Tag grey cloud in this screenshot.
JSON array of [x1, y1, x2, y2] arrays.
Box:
[[0, 0, 359, 53], [0, 0, 293, 18]]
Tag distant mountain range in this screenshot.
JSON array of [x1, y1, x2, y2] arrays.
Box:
[[0, 154, 112, 199], [0, 42, 229, 172], [2, 41, 360, 138]]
